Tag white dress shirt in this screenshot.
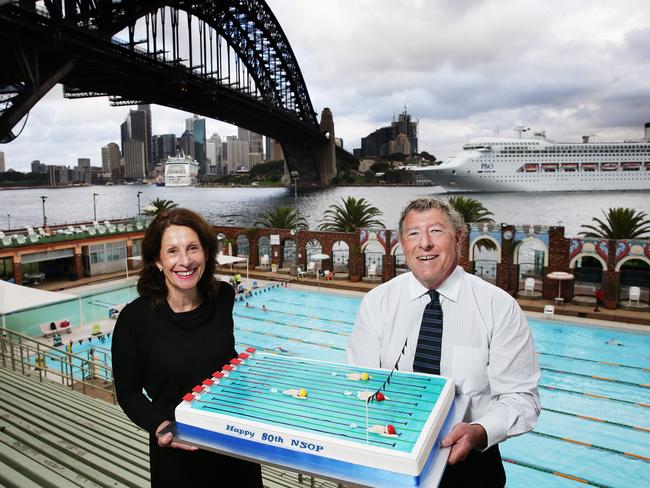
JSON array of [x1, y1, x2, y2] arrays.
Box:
[[347, 266, 541, 448]]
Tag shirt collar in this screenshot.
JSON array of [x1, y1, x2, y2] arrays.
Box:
[[407, 266, 464, 303]]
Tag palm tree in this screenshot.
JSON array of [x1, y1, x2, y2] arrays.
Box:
[[318, 196, 384, 232], [579, 208, 650, 239], [255, 207, 308, 230], [145, 198, 178, 216], [448, 196, 495, 224], [448, 196, 496, 250]]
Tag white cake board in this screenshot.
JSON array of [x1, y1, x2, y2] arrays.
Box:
[[163, 395, 469, 488]]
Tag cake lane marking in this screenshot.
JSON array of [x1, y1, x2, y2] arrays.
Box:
[[249, 356, 439, 392], [212, 358, 445, 422], [240, 360, 436, 397], [223, 373, 428, 413], [190, 396, 401, 449], [206, 383, 417, 427], [228, 368, 426, 406]]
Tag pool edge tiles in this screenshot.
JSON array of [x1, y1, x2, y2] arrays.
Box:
[[174, 351, 455, 486]]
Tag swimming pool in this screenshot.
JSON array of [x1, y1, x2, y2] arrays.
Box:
[[13, 283, 650, 487]]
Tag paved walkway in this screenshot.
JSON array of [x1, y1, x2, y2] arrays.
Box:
[[31, 268, 650, 328]]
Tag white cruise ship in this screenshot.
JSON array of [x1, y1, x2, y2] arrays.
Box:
[[414, 123, 650, 192], [164, 153, 200, 187]]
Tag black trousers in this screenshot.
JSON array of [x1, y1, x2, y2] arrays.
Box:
[[439, 445, 506, 487]]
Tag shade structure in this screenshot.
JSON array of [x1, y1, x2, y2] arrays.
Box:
[[546, 271, 575, 299], [0, 281, 78, 330], [216, 253, 249, 281]]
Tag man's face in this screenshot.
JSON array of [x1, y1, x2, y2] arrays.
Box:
[[400, 208, 461, 289]]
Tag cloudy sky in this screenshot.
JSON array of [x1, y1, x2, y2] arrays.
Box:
[[3, 0, 650, 171]]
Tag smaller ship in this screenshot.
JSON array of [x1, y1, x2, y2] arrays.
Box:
[[164, 152, 199, 187], [155, 175, 165, 187]]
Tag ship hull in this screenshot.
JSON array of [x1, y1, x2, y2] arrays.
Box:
[[416, 168, 650, 192]]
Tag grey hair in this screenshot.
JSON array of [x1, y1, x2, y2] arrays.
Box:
[[398, 198, 467, 241]]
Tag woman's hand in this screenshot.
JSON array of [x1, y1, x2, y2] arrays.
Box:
[[155, 420, 199, 451]]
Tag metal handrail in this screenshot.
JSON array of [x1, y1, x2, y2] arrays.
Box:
[[0, 329, 116, 403]]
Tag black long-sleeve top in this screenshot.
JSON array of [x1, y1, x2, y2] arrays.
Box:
[[111, 284, 237, 435]]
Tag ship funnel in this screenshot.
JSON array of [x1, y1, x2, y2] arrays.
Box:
[[645, 122, 650, 141], [582, 135, 590, 143]]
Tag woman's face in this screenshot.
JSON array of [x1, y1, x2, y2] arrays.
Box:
[[156, 225, 206, 297]]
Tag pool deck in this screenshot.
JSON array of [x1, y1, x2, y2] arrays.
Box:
[[30, 268, 650, 329]]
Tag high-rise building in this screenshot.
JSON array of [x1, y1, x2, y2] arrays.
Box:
[[392, 109, 418, 155], [138, 104, 154, 171], [357, 108, 418, 158], [121, 107, 151, 173], [77, 158, 91, 168], [206, 133, 222, 174], [0, 151, 5, 172], [101, 143, 121, 176], [48, 165, 69, 186], [123, 140, 146, 179], [264, 137, 284, 161], [186, 114, 207, 174], [225, 138, 250, 172], [31, 160, 47, 173], [238, 127, 263, 159], [179, 130, 195, 160], [153, 134, 177, 165]]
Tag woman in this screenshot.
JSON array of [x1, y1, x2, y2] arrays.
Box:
[[111, 208, 262, 486]]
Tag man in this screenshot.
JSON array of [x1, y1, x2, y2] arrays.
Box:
[[347, 198, 540, 487]]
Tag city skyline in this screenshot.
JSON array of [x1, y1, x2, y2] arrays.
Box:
[[2, 0, 650, 171]]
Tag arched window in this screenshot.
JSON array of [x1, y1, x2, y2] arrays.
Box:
[[393, 243, 408, 275], [283, 239, 296, 267], [332, 241, 350, 272], [235, 235, 249, 258], [363, 241, 384, 276], [305, 239, 322, 263], [258, 236, 271, 262]]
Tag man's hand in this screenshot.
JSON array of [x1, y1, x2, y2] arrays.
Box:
[[441, 422, 487, 465], [155, 420, 198, 451]]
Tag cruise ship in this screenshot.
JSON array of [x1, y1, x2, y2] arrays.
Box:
[[164, 153, 200, 187], [414, 123, 650, 192]]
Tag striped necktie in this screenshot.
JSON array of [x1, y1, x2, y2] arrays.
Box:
[[413, 290, 443, 375]]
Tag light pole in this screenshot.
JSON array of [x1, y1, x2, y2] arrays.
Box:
[[40, 196, 47, 228], [137, 191, 143, 216], [93, 193, 98, 222], [6, 214, 11, 230], [290, 171, 299, 215]]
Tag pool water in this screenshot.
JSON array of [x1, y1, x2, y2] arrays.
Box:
[[16, 284, 650, 487]]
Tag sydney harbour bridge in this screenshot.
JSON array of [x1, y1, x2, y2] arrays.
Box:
[[0, 0, 356, 184]]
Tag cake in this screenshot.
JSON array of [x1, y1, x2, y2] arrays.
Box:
[[174, 349, 455, 487]]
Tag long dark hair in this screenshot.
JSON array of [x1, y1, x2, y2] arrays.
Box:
[[138, 208, 222, 308]]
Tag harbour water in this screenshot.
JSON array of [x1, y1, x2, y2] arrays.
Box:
[[1, 185, 649, 237]]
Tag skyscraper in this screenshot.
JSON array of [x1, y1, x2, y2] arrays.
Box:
[[186, 114, 207, 175], [123, 140, 146, 179], [102, 143, 121, 176], [138, 104, 154, 171], [121, 107, 151, 175], [0, 151, 5, 172], [206, 133, 222, 174], [357, 108, 418, 158], [153, 134, 177, 165]]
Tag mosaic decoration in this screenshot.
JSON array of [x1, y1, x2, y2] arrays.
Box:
[[615, 239, 650, 264], [359, 228, 387, 248], [570, 238, 608, 263], [569, 239, 583, 261], [595, 240, 609, 261], [513, 225, 549, 248]]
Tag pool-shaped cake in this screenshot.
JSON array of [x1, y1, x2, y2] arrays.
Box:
[[174, 349, 455, 487]]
